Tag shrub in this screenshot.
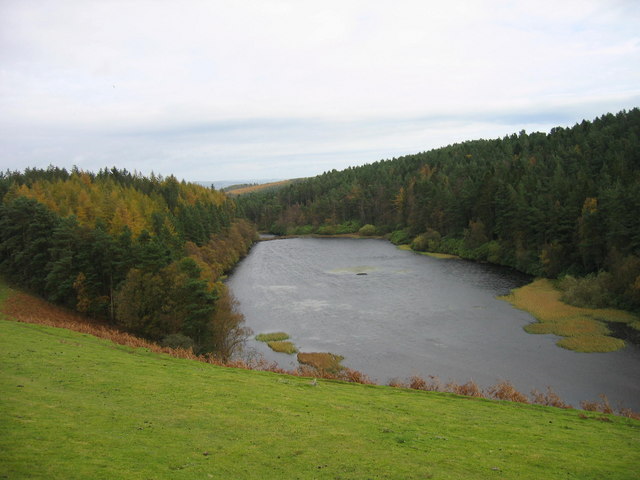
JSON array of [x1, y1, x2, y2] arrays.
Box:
[[411, 229, 441, 252], [317, 225, 337, 235], [530, 387, 570, 408], [336, 220, 361, 234], [358, 224, 377, 236], [487, 381, 529, 403], [448, 380, 484, 398], [558, 274, 612, 309], [389, 229, 411, 245], [161, 333, 195, 350], [294, 225, 315, 235]]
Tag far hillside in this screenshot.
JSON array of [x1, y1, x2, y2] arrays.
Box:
[[224, 178, 300, 196], [236, 108, 640, 314]]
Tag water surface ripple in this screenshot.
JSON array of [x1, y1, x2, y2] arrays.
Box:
[[227, 238, 640, 409]]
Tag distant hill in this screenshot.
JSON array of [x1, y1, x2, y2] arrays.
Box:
[[223, 178, 301, 196], [194, 179, 285, 190]]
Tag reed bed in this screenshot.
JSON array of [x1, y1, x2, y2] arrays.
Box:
[[499, 279, 638, 352], [255, 332, 290, 342], [266, 340, 298, 354], [296, 352, 345, 373]]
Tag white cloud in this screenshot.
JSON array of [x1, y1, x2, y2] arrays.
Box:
[[1, 0, 639, 180]]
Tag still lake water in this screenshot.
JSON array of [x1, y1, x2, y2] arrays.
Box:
[[227, 237, 640, 409]]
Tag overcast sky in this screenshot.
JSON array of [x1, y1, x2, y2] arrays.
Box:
[[1, 1, 639, 182]]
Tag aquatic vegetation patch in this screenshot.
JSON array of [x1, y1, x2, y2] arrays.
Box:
[[397, 244, 459, 259], [557, 335, 625, 353], [255, 331, 290, 342], [297, 352, 345, 373], [267, 340, 298, 354], [499, 279, 639, 352]]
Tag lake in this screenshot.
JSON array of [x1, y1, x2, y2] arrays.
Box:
[[226, 237, 640, 410]]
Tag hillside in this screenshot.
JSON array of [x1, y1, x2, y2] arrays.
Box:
[[224, 178, 299, 196], [2, 312, 639, 479], [0, 168, 257, 360], [237, 108, 640, 313]]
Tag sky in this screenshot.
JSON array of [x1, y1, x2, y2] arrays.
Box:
[[1, 1, 639, 183]]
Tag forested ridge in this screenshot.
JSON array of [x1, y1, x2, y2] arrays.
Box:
[[0, 168, 257, 359], [238, 108, 640, 311]]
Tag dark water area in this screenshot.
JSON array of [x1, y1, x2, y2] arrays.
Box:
[[227, 238, 640, 410]]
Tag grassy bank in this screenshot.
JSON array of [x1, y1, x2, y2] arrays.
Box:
[[1, 317, 639, 478], [2, 318, 639, 479], [500, 279, 639, 352]]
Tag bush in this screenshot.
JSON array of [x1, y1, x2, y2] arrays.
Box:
[[558, 274, 612, 308], [411, 228, 441, 252], [358, 224, 377, 236], [336, 220, 361, 234], [389, 229, 411, 245], [161, 333, 195, 350], [317, 225, 337, 235], [293, 225, 315, 235]]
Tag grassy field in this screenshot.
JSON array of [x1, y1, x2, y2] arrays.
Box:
[[2, 316, 639, 478], [499, 279, 638, 352]]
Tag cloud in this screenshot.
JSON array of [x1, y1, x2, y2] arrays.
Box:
[[1, 0, 639, 180]]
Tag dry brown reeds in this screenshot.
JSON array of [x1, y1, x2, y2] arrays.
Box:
[[487, 381, 530, 403]]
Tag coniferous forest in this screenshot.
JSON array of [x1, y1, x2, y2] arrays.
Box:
[[1, 108, 639, 362], [0, 168, 257, 359], [237, 108, 640, 312]]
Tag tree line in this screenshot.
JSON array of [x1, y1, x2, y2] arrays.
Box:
[[0, 167, 257, 359], [237, 108, 640, 311]]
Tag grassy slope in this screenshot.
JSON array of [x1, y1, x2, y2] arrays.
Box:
[[1, 317, 639, 480]]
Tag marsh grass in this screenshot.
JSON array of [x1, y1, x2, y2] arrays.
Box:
[[267, 340, 298, 354], [500, 279, 638, 352], [557, 335, 625, 353], [397, 244, 459, 259], [297, 352, 345, 373], [255, 332, 290, 342]]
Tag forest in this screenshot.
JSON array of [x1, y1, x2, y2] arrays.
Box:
[[0, 168, 257, 359], [237, 108, 640, 312]]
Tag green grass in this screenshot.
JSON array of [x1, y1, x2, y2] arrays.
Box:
[[255, 332, 290, 342], [267, 340, 298, 354], [1, 319, 639, 479]]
